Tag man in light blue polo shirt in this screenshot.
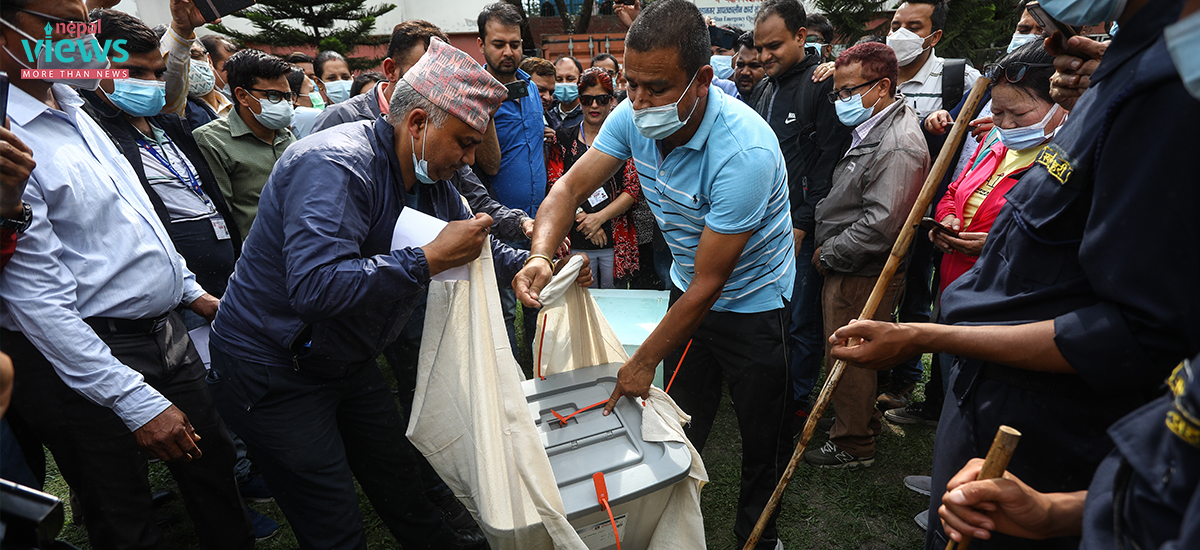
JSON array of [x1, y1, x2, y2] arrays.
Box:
[[513, 2, 794, 547]]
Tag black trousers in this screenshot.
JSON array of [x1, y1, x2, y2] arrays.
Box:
[[3, 313, 251, 550], [207, 345, 453, 550], [924, 360, 1154, 550], [664, 290, 791, 550]]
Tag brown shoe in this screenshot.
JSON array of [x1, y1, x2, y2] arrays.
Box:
[[877, 379, 916, 410]]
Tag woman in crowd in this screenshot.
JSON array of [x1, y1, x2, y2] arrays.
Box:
[[930, 41, 1067, 291], [287, 67, 324, 139], [185, 39, 233, 130], [315, 50, 354, 104], [545, 67, 640, 288]]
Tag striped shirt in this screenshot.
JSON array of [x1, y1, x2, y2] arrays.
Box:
[[898, 50, 982, 118], [593, 87, 795, 313]]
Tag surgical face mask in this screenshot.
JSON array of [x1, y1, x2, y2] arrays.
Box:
[[834, 81, 882, 126], [1165, 9, 1200, 102], [887, 28, 930, 67], [249, 94, 295, 130], [108, 78, 166, 117], [1007, 32, 1040, 53], [996, 103, 1060, 150], [324, 78, 352, 103], [554, 82, 579, 104], [189, 60, 216, 96], [1039, 0, 1128, 26], [411, 123, 436, 184], [710, 55, 734, 80], [306, 79, 326, 110], [1, 19, 109, 90], [632, 72, 700, 140]]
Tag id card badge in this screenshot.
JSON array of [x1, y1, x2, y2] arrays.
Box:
[[586, 186, 609, 207], [211, 217, 232, 240]]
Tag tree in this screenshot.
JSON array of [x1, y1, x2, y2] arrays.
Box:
[[207, 0, 396, 71], [815, 0, 1019, 65], [548, 0, 597, 33]]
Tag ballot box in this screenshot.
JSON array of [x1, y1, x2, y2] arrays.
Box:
[[588, 290, 670, 388]]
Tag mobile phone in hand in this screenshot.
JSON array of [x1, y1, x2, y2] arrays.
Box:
[[920, 217, 960, 239], [1026, 2, 1077, 52], [0, 72, 9, 125], [709, 26, 738, 52], [505, 80, 529, 101]]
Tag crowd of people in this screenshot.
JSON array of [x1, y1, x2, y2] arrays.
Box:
[[0, 0, 1196, 549]]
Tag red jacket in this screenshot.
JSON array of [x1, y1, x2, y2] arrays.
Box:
[[934, 133, 1037, 291]]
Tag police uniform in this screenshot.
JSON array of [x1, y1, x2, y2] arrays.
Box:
[[925, 0, 1200, 547], [1079, 358, 1200, 549]]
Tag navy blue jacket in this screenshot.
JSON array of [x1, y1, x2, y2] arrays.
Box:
[[941, 0, 1200, 398], [211, 117, 527, 376], [1081, 357, 1200, 550]]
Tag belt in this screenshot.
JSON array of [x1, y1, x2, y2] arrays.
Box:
[[980, 362, 1096, 399], [84, 313, 170, 336]]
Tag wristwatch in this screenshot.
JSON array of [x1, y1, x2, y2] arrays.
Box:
[[0, 202, 32, 233]]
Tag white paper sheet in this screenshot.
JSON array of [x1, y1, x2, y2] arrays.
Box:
[[189, 324, 211, 370], [391, 207, 469, 281]]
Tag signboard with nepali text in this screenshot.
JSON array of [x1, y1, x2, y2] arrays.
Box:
[[690, 0, 821, 32]]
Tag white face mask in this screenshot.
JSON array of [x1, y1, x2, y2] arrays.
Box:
[[189, 60, 216, 96], [1007, 32, 1040, 53], [249, 94, 295, 130], [631, 71, 700, 140], [887, 28, 931, 67]]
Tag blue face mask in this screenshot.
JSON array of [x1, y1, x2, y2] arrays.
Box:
[[1166, 9, 1200, 102], [108, 78, 166, 117], [632, 72, 700, 140], [1007, 32, 1040, 53], [554, 82, 579, 103], [324, 78, 352, 104], [710, 55, 734, 80], [411, 123, 436, 184], [1039, 0, 1127, 26], [834, 81, 881, 127], [996, 103, 1060, 150]]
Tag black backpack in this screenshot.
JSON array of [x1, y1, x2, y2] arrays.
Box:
[[942, 58, 967, 112]]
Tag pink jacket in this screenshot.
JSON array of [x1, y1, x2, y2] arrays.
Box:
[[934, 133, 1037, 291]]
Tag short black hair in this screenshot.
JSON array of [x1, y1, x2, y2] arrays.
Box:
[[314, 50, 346, 79], [902, 0, 948, 33], [626, 0, 710, 78], [286, 52, 313, 65], [554, 56, 582, 74], [806, 13, 834, 43], [286, 66, 307, 95], [351, 71, 386, 96], [855, 34, 886, 45], [737, 30, 755, 51], [225, 49, 293, 95], [0, 0, 32, 15], [723, 25, 745, 36], [756, 0, 807, 35], [591, 52, 619, 70], [89, 9, 158, 55], [989, 39, 1057, 104], [199, 34, 238, 61], [387, 20, 450, 61], [477, 2, 524, 40]]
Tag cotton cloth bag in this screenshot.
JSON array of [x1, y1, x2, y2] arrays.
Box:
[[409, 247, 707, 549]]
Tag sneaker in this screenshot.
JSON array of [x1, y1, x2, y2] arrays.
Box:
[[914, 510, 929, 531], [884, 401, 940, 426], [248, 508, 281, 541], [904, 475, 932, 496], [816, 416, 835, 435], [877, 379, 917, 410], [238, 474, 274, 503], [803, 440, 874, 469], [430, 490, 478, 532]]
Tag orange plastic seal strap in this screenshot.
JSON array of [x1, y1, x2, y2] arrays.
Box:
[[592, 472, 620, 550]]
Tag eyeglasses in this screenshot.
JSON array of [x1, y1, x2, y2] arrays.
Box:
[[580, 94, 613, 106], [246, 88, 298, 104], [985, 62, 1054, 84], [827, 78, 882, 103]]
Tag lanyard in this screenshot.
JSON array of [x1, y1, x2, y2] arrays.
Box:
[[137, 137, 211, 207]]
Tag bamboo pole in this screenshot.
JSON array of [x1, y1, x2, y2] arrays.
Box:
[[945, 425, 1022, 550], [742, 75, 994, 550]]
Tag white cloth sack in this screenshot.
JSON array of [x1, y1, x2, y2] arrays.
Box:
[[406, 240, 587, 550], [532, 255, 630, 377], [535, 256, 709, 548]]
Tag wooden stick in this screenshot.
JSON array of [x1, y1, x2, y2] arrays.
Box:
[[742, 76, 994, 550], [946, 425, 1023, 550]]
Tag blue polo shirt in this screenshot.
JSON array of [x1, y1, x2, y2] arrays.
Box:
[[491, 69, 547, 216], [593, 85, 795, 314]]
